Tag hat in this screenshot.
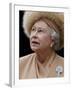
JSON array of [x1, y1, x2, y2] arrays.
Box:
[[23, 11, 64, 50]]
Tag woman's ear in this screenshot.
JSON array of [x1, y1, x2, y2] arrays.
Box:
[[50, 36, 55, 47], [50, 42, 54, 47]]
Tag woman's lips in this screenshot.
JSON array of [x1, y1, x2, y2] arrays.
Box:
[[31, 41, 40, 45]]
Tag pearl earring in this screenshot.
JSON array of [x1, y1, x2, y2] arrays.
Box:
[[50, 43, 53, 47]]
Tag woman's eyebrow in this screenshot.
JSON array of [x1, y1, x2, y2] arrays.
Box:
[[37, 27, 47, 29], [32, 26, 35, 28], [38, 27, 48, 30], [32, 26, 49, 31]]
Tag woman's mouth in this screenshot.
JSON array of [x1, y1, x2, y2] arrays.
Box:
[[31, 41, 40, 45]]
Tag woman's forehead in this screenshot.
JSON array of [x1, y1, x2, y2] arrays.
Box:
[[32, 20, 49, 28]]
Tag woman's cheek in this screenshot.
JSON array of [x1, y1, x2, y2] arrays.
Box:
[[42, 36, 51, 46]]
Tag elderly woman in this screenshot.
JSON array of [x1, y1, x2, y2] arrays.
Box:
[[19, 11, 64, 79]]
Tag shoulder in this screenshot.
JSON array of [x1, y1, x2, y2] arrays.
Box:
[[19, 53, 36, 79], [52, 54, 64, 77], [54, 54, 64, 67], [19, 53, 35, 66], [55, 54, 64, 62]]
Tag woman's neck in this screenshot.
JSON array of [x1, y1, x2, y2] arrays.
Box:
[[36, 48, 54, 64]]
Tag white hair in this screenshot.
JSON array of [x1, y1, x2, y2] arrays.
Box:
[[49, 28, 60, 51]]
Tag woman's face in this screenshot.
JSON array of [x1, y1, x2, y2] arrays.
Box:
[[30, 20, 53, 52]]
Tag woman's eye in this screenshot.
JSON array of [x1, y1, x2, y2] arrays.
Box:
[[32, 28, 35, 31], [38, 29, 43, 32]]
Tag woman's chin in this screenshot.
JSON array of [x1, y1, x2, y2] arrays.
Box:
[[31, 46, 39, 52]]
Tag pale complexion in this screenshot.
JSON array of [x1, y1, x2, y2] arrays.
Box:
[[30, 20, 54, 63]]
